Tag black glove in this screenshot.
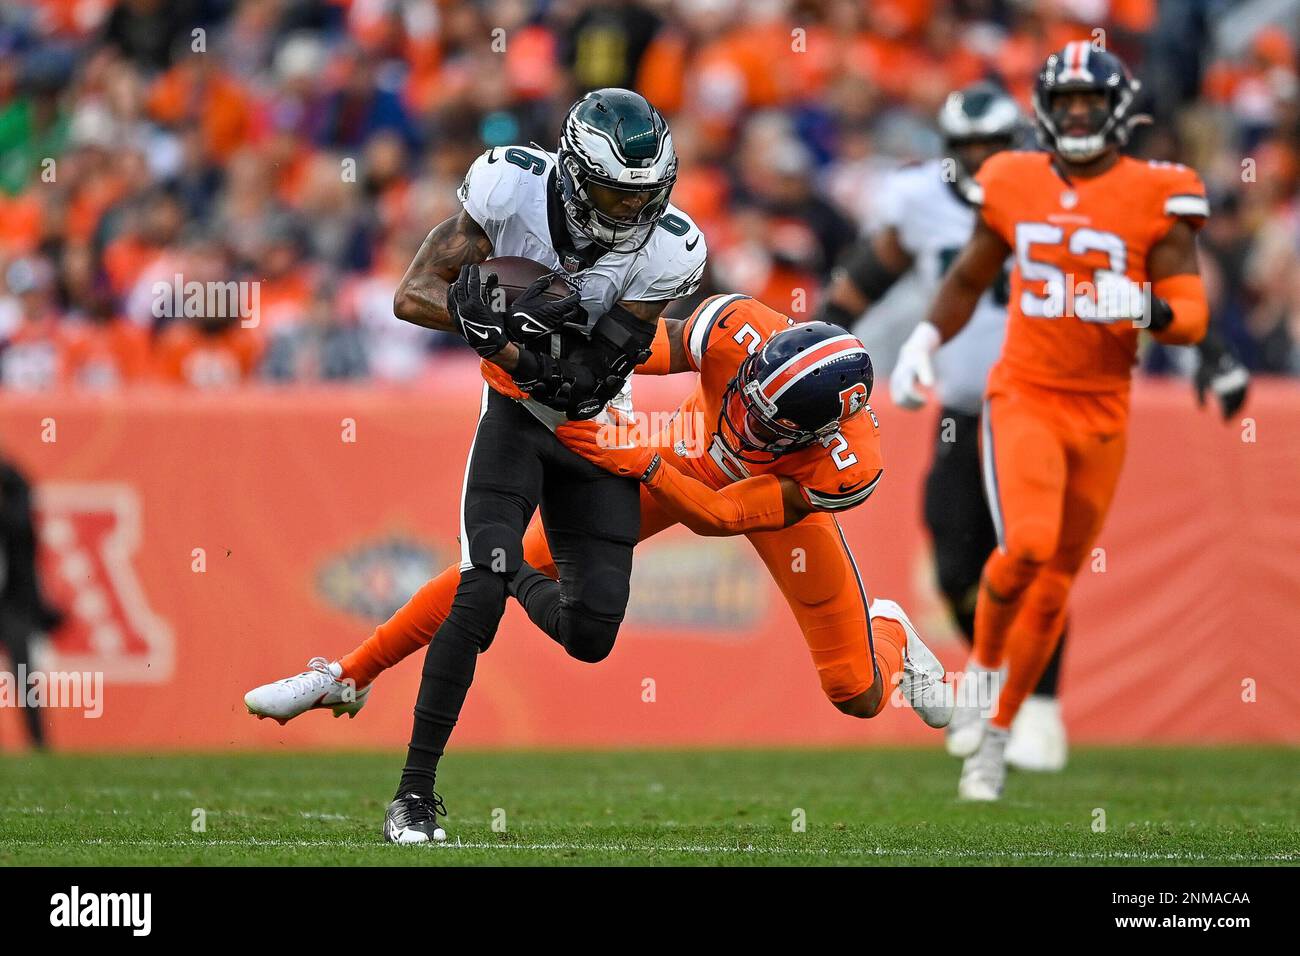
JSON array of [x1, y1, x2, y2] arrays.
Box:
[[1195, 341, 1250, 420], [449, 264, 509, 358], [507, 275, 586, 343], [511, 350, 601, 419]]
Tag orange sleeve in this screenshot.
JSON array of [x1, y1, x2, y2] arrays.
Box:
[[643, 466, 787, 536], [636, 320, 674, 375], [681, 293, 780, 373], [1159, 164, 1210, 233], [1152, 273, 1209, 345], [973, 151, 1021, 244]]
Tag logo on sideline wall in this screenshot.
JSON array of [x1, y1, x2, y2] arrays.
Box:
[[35, 483, 174, 682], [625, 535, 767, 632], [316, 537, 449, 621]]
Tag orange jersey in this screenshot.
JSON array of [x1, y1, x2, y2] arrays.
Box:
[[976, 151, 1208, 393], [61, 318, 152, 389], [667, 294, 883, 512], [154, 321, 263, 389]]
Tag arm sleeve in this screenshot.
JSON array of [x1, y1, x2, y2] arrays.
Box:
[[1152, 273, 1209, 345], [643, 467, 787, 536]]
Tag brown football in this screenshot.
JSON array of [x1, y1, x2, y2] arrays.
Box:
[[480, 256, 573, 306]]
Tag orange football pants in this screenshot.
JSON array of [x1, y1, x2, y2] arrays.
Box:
[[975, 376, 1129, 729], [341, 442, 895, 708]]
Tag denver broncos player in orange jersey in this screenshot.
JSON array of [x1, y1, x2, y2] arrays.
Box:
[[246, 297, 953, 837], [890, 43, 1211, 800]]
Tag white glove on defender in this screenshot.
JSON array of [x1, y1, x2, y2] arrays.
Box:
[[889, 321, 941, 410], [1088, 269, 1148, 323]]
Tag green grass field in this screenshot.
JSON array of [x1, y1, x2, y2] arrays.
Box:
[[1, 749, 1297, 866]]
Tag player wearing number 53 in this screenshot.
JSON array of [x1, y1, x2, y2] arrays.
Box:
[[889, 44, 1211, 801]]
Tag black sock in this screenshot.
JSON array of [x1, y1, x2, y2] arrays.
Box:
[[1033, 623, 1067, 697], [396, 569, 505, 799]]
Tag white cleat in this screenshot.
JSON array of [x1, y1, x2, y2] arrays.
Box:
[[1006, 695, 1068, 772], [870, 599, 953, 728], [946, 662, 1001, 758], [958, 725, 1009, 801], [244, 657, 371, 725]]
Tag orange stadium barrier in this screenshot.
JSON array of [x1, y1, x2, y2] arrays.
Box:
[[1, 368, 1298, 750]]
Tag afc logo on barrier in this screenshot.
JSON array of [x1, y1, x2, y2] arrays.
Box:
[[35, 484, 174, 682]]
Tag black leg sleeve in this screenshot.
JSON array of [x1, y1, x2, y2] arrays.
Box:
[[397, 568, 506, 798], [923, 409, 997, 644], [396, 388, 545, 797]]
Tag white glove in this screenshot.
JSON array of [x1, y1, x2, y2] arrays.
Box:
[[889, 321, 941, 410], [1089, 269, 1148, 323]]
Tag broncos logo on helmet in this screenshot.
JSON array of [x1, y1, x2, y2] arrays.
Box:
[[719, 321, 875, 464]]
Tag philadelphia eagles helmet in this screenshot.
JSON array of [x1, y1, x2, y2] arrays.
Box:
[[937, 82, 1021, 199], [557, 88, 677, 253]]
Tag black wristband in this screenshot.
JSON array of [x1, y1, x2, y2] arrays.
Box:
[[639, 453, 663, 484], [1147, 295, 1174, 333]]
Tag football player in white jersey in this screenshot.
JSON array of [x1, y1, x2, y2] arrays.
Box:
[[817, 83, 1071, 771], [376, 88, 706, 842]]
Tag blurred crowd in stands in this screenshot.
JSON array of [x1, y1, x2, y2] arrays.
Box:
[[0, 0, 1297, 391]]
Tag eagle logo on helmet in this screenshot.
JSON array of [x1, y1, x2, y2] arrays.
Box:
[[556, 88, 678, 253]]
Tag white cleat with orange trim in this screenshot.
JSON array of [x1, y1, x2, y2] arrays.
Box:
[[244, 657, 370, 725]]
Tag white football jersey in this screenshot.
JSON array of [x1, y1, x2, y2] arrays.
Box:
[[458, 145, 707, 428], [874, 159, 1009, 415]]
